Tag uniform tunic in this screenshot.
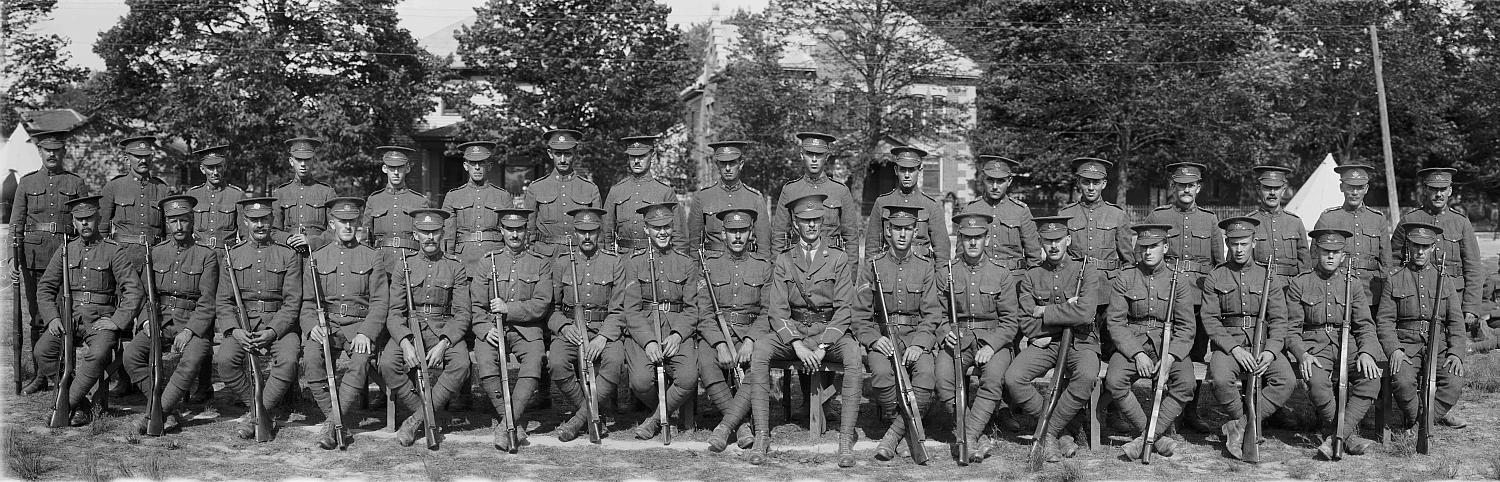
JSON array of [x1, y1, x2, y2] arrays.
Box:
[[299, 241, 388, 401], [471, 247, 553, 382], [852, 252, 943, 391], [34, 237, 142, 406], [1248, 208, 1308, 277], [99, 172, 170, 245], [603, 174, 683, 251], [11, 167, 89, 325], [770, 175, 860, 252], [184, 182, 245, 248], [1314, 205, 1392, 297], [1284, 266, 1381, 438], [524, 171, 601, 253], [1103, 262, 1197, 435], [123, 239, 217, 410], [363, 186, 428, 250], [1007, 257, 1103, 433], [441, 181, 511, 266], [865, 188, 949, 264], [687, 181, 770, 255], [936, 255, 1021, 404], [549, 247, 627, 388], [214, 239, 303, 391], [1059, 200, 1134, 270], [620, 248, 701, 410], [1393, 207, 1482, 316], [1200, 261, 1294, 419], [1376, 263, 1467, 423], [270, 178, 335, 236], [381, 251, 473, 411], [961, 197, 1042, 270]]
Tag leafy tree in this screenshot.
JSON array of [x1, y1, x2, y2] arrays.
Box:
[[451, 0, 691, 190], [1, 0, 89, 133], [91, 0, 439, 195]]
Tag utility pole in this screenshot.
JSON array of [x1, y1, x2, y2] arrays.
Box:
[[1370, 25, 1401, 231]]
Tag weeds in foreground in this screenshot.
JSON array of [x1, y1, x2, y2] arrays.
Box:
[[88, 408, 113, 436], [1431, 457, 1461, 479], [421, 456, 445, 482], [143, 453, 163, 480], [5, 431, 55, 481], [1385, 430, 1417, 458], [1038, 460, 1085, 482], [1468, 354, 1500, 393], [1489, 452, 1500, 480], [1286, 460, 1316, 479]]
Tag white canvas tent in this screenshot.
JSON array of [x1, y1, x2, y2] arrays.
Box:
[[1, 127, 45, 210], [1286, 154, 1343, 232]]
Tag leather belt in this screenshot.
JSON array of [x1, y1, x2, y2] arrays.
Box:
[[24, 222, 61, 233], [1396, 320, 1433, 331], [411, 304, 449, 316], [956, 316, 998, 330], [1220, 315, 1255, 328], [459, 231, 503, 244], [72, 291, 115, 305], [885, 313, 919, 326], [242, 299, 282, 314], [295, 224, 327, 234], [615, 237, 647, 249], [158, 294, 198, 311], [644, 301, 684, 313], [540, 234, 573, 244], [1087, 258, 1119, 270], [1267, 264, 1300, 277], [791, 307, 834, 325], [1301, 323, 1344, 332], [559, 304, 608, 323], [720, 312, 755, 326], [1126, 315, 1165, 328], [376, 236, 419, 250], [994, 257, 1027, 270], [1348, 257, 1381, 271], [1166, 256, 1212, 273], [114, 233, 155, 245], [196, 234, 232, 248], [323, 301, 369, 318]]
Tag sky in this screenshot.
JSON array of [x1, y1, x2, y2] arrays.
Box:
[[34, 0, 768, 71]]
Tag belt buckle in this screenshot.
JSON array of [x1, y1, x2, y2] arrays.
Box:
[[656, 303, 671, 312]]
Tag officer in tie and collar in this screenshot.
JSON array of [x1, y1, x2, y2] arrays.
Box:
[[99, 135, 170, 264], [271, 137, 336, 253], [525, 129, 602, 256], [604, 135, 683, 252], [770, 132, 861, 253], [689, 141, 770, 255], [365, 146, 430, 272], [442, 141, 513, 267], [866, 146, 948, 264]]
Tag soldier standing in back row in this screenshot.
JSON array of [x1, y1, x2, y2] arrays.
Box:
[[300, 198, 388, 450], [1059, 157, 1134, 270], [33, 196, 142, 425], [689, 141, 770, 255], [215, 197, 302, 441], [442, 141, 513, 267], [472, 208, 554, 452], [771, 132, 861, 252], [12, 129, 91, 394], [184, 145, 245, 249], [526, 129, 602, 257], [272, 137, 336, 253], [960, 156, 1042, 270], [866, 146, 948, 264], [364, 146, 429, 271], [604, 135, 683, 252], [1247, 166, 1308, 277], [124, 195, 218, 434], [1313, 163, 1392, 304], [100, 135, 170, 263]]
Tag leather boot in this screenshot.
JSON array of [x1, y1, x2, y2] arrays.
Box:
[[633, 414, 661, 440], [749, 431, 771, 466], [837, 432, 857, 468], [554, 411, 587, 443], [396, 414, 423, 447], [964, 397, 997, 463], [309, 383, 340, 450]]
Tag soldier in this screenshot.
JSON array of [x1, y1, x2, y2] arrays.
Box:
[[442, 141, 513, 267], [865, 146, 949, 264], [620, 202, 701, 440], [688, 141, 770, 256], [1106, 224, 1196, 460], [1143, 161, 1222, 432], [603, 135, 683, 252], [364, 145, 430, 270], [123, 195, 217, 434], [381, 208, 473, 447], [184, 145, 245, 249], [1200, 216, 1293, 460], [12, 129, 91, 394], [300, 197, 388, 449], [770, 132, 861, 252], [271, 137, 336, 252], [938, 212, 1022, 464], [1247, 166, 1308, 277], [1058, 158, 1133, 269], [702, 209, 774, 452], [548, 207, 627, 441], [854, 205, 943, 463], [33, 195, 142, 425], [1313, 163, 1391, 303], [960, 156, 1042, 270], [1378, 222, 1467, 433], [214, 197, 303, 440], [1004, 216, 1103, 463], [472, 208, 554, 451], [1285, 229, 1384, 459], [525, 129, 602, 256], [99, 135, 170, 262], [747, 194, 863, 468], [1393, 168, 1482, 344]]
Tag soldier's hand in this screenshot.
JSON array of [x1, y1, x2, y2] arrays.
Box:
[[941, 331, 958, 349], [308, 325, 327, 345], [1032, 306, 1046, 318], [400, 339, 419, 368], [490, 298, 509, 314], [426, 339, 449, 369], [1465, 312, 1478, 328], [1254, 351, 1276, 375], [1134, 352, 1156, 376], [1030, 336, 1052, 348], [45, 318, 62, 336], [662, 333, 682, 358], [1444, 354, 1465, 377], [1300, 355, 1323, 380], [873, 336, 897, 357], [737, 340, 754, 365], [1231, 346, 1259, 373], [976, 345, 995, 365], [286, 234, 308, 250], [251, 328, 275, 346], [645, 341, 664, 364], [902, 346, 924, 365], [1357, 352, 1382, 379], [484, 327, 503, 347], [564, 324, 585, 345], [230, 328, 254, 348], [92, 318, 115, 332], [351, 334, 373, 355], [584, 336, 607, 362], [172, 330, 193, 353], [715, 343, 734, 369], [1390, 349, 1411, 374], [792, 341, 819, 372]]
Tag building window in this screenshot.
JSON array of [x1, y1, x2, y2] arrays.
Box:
[[922, 156, 941, 192]]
